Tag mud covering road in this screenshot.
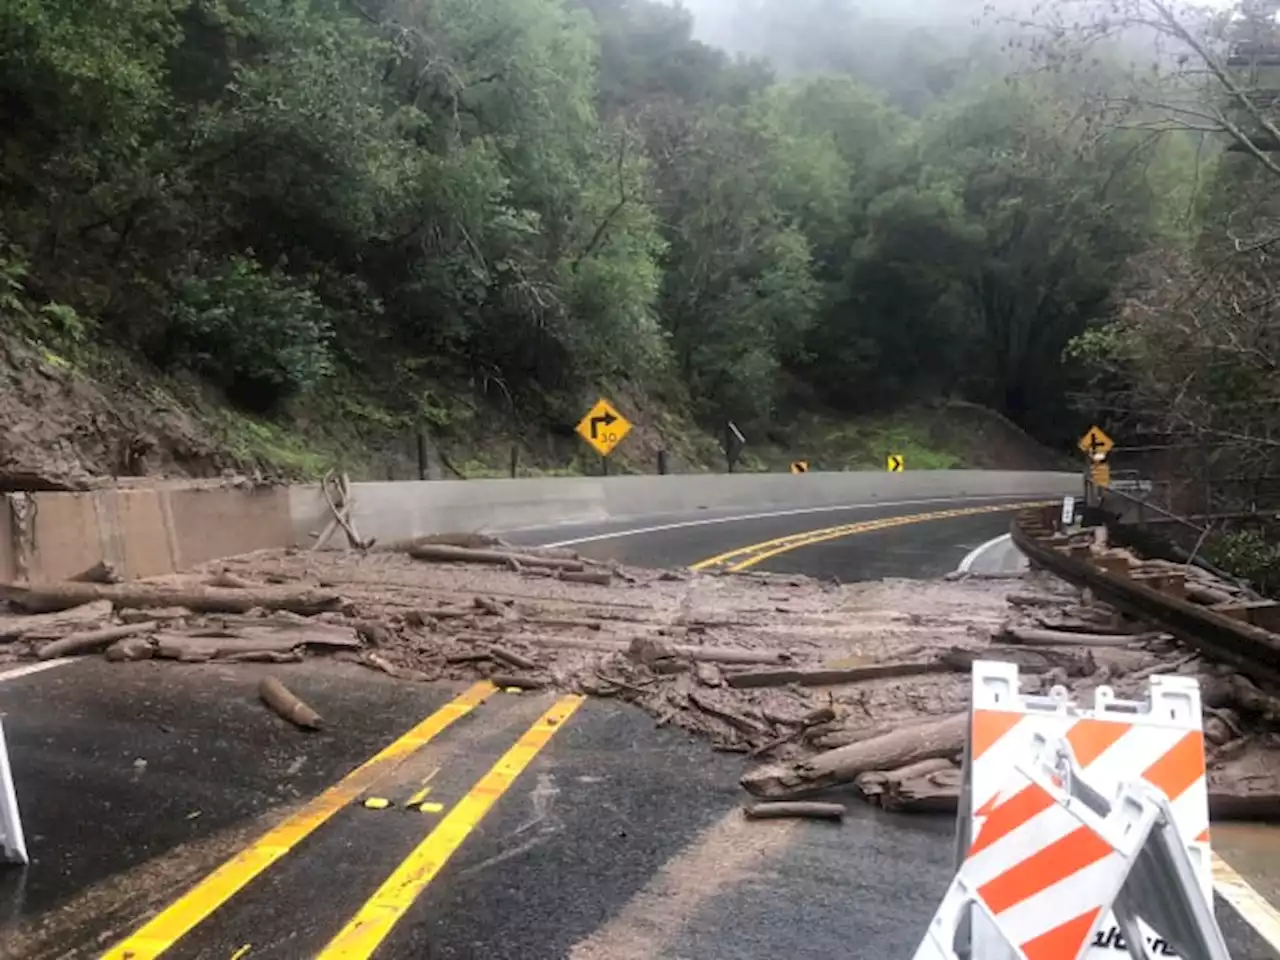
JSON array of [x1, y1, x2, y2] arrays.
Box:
[[0, 499, 1277, 959]]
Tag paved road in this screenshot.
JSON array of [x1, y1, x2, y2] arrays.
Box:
[[506, 494, 1043, 577], [1, 493, 1277, 959]]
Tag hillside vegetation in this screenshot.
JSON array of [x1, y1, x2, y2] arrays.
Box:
[[0, 0, 1275, 486]]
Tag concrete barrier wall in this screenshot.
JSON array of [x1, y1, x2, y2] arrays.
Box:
[[0, 470, 1081, 582], [1, 486, 292, 583], [287, 470, 1084, 548]]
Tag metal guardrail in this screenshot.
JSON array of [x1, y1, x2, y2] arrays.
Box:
[[1088, 482, 1259, 597], [1010, 508, 1280, 686]]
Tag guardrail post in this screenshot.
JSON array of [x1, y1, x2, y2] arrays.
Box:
[[509, 446, 519, 479], [657, 450, 668, 475], [416, 430, 429, 481]]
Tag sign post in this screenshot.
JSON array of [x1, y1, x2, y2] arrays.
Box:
[[575, 397, 632, 472], [725, 421, 746, 473]]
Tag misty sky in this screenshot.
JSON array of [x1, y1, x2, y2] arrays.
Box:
[[671, 0, 1240, 62]]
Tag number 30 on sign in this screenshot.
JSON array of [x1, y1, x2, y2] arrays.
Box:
[[575, 397, 632, 457]]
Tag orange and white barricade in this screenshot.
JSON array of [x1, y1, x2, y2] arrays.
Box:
[[0, 718, 26, 864], [913, 660, 1228, 960]]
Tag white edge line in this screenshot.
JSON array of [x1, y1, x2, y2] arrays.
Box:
[[957, 533, 1013, 574], [0, 658, 77, 684], [1213, 851, 1280, 951], [535, 494, 1053, 549]]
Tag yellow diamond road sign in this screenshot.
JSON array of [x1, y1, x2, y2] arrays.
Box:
[[576, 397, 631, 457], [1078, 425, 1114, 462], [887, 454, 904, 473]]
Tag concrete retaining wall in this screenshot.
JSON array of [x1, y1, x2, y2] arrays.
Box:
[[0, 470, 1081, 582]]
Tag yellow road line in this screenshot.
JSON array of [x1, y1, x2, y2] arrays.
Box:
[[690, 501, 1052, 573], [316, 694, 585, 959], [101, 681, 497, 960]]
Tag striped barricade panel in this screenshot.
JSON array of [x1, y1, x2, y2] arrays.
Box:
[[966, 662, 1209, 960]]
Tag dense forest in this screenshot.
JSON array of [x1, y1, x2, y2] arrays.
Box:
[[1, 0, 1277, 478]]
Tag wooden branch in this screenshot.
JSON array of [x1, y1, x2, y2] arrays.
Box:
[[724, 661, 953, 689], [36, 622, 155, 660], [0, 582, 343, 616], [557, 570, 614, 586], [743, 801, 845, 821], [259, 677, 323, 730], [408, 543, 583, 571]]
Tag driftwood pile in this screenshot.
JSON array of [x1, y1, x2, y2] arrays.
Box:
[[3, 534, 1279, 823], [735, 537, 1280, 821]]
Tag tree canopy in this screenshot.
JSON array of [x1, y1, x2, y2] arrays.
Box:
[[1, 0, 1261, 455]]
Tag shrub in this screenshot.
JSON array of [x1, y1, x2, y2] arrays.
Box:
[[166, 257, 334, 412]]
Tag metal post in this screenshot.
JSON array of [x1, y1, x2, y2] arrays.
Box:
[[509, 445, 518, 479], [416, 430, 428, 481], [601, 455, 609, 477], [657, 450, 668, 475]]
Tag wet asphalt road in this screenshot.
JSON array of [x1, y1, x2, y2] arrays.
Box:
[[1, 494, 1276, 959]]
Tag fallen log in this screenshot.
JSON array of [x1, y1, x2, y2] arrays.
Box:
[[741, 713, 968, 799], [0, 582, 343, 616], [0, 600, 113, 640], [841, 777, 1280, 821], [408, 544, 583, 571], [743, 801, 845, 822], [999, 624, 1167, 648], [941, 645, 1096, 678], [1033, 617, 1137, 637], [1186, 582, 1234, 607], [628, 636, 792, 667], [259, 677, 323, 730], [724, 660, 952, 689], [36, 622, 156, 660]]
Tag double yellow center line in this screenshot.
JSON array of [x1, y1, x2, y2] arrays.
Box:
[[103, 683, 583, 960], [689, 501, 1053, 573]]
